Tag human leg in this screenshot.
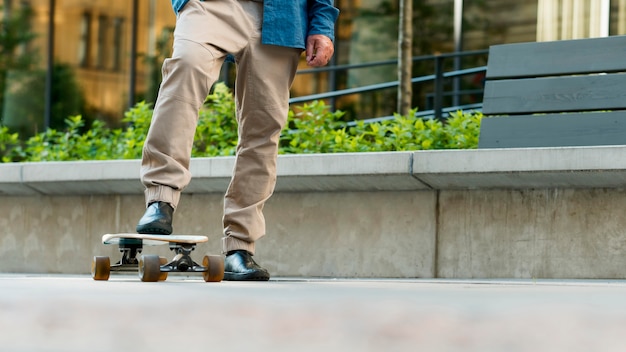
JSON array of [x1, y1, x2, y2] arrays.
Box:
[[138, 0, 253, 233], [221, 2, 302, 266], [136, 36, 225, 233]]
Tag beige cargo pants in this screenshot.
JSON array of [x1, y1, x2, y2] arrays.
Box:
[[140, 0, 302, 254]]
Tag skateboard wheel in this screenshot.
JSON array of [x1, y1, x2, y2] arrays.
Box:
[[158, 257, 168, 281], [202, 255, 224, 282], [91, 256, 110, 281], [139, 255, 161, 282]]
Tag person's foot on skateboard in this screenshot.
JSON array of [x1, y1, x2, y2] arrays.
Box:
[[136, 201, 173, 235], [223, 250, 270, 281]]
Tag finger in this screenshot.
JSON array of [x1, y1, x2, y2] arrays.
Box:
[[306, 38, 317, 63]]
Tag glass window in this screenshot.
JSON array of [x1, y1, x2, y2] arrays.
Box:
[[112, 17, 124, 72], [610, 0, 626, 35], [0, 1, 45, 137], [96, 15, 108, 69], [78, 12, 92, 68]]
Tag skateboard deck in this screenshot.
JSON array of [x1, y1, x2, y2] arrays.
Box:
[[102, 233, 209, 246], [92, 233, 223, 283]]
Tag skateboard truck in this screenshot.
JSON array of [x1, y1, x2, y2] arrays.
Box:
[[93, 233, 224, 282], [160, 242, 207, 273], [113, 238, 143, 271]]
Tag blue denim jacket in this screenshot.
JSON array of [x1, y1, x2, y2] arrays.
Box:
[[171, 0, 339, 49]]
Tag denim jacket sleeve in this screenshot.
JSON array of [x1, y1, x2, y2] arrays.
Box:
[[307, 0, 340, 42], [261, 0, 339, 49]]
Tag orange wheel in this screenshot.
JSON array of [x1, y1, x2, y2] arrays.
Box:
[[139, 255, 161, 282], [158, 257, 168, 281], [91, 256, 110, 281], [202, 255, 224, 282]]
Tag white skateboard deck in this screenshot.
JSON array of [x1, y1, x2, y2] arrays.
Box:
[[103, 233, 208, 246]]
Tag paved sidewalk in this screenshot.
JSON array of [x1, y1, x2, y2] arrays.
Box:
[[2, 274, 626, 351]]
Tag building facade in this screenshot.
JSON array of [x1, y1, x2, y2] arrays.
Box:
[[3, 0, 626, 133]]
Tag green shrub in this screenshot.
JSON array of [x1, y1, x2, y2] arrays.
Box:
[[0, 125, 20, 162], [193, 83, 239, 156], [280, 100, 347, 153], [280, 102, 482, 153], [0, 82, 482, 162]]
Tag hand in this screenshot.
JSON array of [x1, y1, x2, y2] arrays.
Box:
[[306, 34, 334, 67]]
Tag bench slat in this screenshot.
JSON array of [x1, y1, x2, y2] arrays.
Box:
[[478, 111, 626, 148], [482, 73, 626, 115], [486, 35, 626, 79]]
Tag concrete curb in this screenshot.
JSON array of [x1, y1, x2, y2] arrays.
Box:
[[2, 146, 626, 195]]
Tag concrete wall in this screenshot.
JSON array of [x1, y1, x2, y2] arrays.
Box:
[[2, 147, 626, 279]]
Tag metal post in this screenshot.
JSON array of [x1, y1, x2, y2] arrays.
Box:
[[44, 0, 55, 129], [147, 0, 156, 102], [328, 18, 338, 112], [329, 0, 339, 111], [128, 0, 139, 109], [434, 55, 444, 121], [453, 0, 463, 108], [397, 0, 413, 116]]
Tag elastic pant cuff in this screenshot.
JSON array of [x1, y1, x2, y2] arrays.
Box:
[[222, 235, 256, 255], [144, 186, 181, 210]]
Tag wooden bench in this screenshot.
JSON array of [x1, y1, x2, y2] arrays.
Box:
[[478, 35, 626, 148]]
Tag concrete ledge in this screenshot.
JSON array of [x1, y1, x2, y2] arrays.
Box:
[[0, 152, 427, 195], [3, 146, 626, 195], [413, 145, 626, 189], [274, 152, 426, 192], [18, 159, 142, 195]]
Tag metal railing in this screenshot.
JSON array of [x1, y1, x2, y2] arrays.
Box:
[[290, 49, 489, 122]]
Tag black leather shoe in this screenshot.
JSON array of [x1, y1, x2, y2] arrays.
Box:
[[136, 201, 173, 235], [224, 250, 270, 281]]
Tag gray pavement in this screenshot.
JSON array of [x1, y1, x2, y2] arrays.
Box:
[[2, 274, 626, 351]]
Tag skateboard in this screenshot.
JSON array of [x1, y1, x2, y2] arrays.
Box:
[[92, 233, 224, 283]]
